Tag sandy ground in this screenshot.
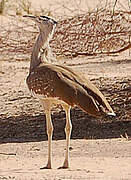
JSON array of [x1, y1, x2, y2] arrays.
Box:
[[0, 54, 131, 180], [0, 139, 131, 180], [0, 0, 131, 179]]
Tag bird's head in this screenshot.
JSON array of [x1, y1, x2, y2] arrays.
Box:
[[23, 15, 57, 40]]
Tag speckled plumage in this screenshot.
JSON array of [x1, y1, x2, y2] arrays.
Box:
[[27, 63, 114, 117], [24, 15, 115, 169]]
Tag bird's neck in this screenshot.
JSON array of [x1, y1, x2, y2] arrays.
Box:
[[29, 32, 50, 72]]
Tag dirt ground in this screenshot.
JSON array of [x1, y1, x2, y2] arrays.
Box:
[[0, 0, 131, 179], [0, 53, 131, 179]]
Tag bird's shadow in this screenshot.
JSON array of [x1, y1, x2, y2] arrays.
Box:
[[0, 108, 131, 144]]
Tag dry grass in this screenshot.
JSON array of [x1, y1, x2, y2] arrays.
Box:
[[0, 1, 131, 61], [51, 9, 131, 58], [0, 0, 8, 14], [120, 133, 131, 140], [0, 0, 32, 15]]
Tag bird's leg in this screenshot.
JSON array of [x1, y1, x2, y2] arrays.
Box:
[[41, 100, 53, 169], [59, 104, 72, 169]]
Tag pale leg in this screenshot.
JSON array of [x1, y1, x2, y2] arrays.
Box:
[[59, 105, 72, 169], [41, 100, 53, 169]]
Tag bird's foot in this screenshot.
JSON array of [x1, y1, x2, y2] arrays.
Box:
[[40, 163, 52, 169], [58, 160, 69, 169], [58, 166, 69, 169]]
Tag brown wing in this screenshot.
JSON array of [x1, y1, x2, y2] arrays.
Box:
[[27, 63, 114, 117], [55, 64, 114, 113]]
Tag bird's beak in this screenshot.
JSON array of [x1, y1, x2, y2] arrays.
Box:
[[23, 15, 38, 22]]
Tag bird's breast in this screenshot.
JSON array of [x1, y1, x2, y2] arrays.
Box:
[[26, 69, 55, 99]]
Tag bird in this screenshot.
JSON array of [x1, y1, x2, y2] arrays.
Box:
[[23, 15, 116, 169]]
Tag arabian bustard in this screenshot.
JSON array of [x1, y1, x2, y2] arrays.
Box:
[[23, 15, 115, 169]]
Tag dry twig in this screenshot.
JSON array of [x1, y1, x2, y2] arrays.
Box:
[[0, 8, 131, 60]]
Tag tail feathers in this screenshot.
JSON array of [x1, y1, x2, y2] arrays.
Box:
[[76, 89, 102, 118], [75, 88, 115, 118], [77, 81, 116, 118], [81, 83, 114, 115], [107, 112, 116, 117]]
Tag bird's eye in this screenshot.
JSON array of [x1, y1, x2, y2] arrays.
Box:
[[38, 17, 46, 22], [42, 19, 48, 23]]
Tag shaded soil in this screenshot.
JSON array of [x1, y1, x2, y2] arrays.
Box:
[[0, 55, 131, 143], [0, 55, 131, 179]]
